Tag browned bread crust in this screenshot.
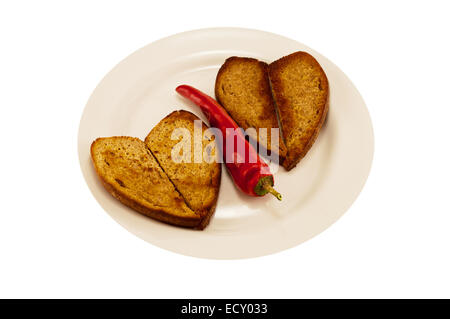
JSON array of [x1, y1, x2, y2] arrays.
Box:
[[269, 51, 329, 170], [145, 110, 221, 230], [91, 136, 201, 228], [215, 57, 287, 159]]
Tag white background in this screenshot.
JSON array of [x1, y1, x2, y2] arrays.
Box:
[[1, 1, 449, 298]]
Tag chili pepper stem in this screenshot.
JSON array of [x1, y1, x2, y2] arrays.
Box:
[[263, 183, 282, 201]]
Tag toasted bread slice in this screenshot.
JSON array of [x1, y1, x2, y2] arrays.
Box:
[[269, 51, 329, 170], [145, 110, 221, 230], [91, 136, 201, 228], [215, 57, 287, 159]]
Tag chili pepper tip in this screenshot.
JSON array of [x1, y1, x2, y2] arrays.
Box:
[[263, 184, 282, 201]]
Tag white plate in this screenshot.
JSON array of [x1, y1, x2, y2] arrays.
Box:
[[78, 28, 374, 259]]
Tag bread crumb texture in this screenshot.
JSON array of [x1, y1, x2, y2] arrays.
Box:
[[269, 52, 329, 170], [215, 57, 287, 157], [91, 136, 201, 227], [145, 110, 221, 222]]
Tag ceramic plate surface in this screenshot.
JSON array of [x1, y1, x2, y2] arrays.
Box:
[[78, 28, 374, 259]]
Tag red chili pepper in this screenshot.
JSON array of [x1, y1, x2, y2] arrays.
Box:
[[176, 84, 282, 200]]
